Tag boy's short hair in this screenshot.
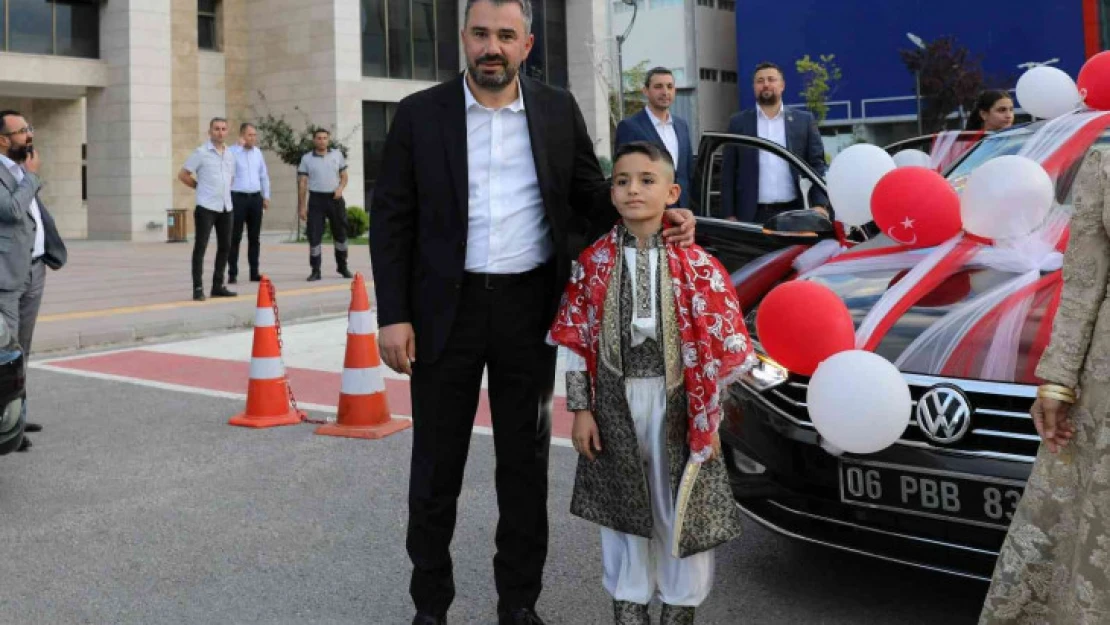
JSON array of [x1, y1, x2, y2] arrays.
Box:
[[612, 141, 676, 180]]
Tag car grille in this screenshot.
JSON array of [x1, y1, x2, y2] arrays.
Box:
[[762, 374, 1039, 462]]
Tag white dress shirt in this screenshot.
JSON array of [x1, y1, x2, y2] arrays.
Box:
[[229, 144, 271, 199], [0, 154, 44, 259], [463, 76, 552, 274], [648, 109, 680, 169], [183, 141, 235, 212], [756, 105, 797, 203]]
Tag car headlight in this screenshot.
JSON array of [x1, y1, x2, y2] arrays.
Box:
[[0, 397, 22, 432], [742, 352, 789, 391]]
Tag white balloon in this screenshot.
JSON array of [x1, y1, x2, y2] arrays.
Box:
[[827, 144, 897, 227], [806, 350, 911, 455], [893, 149, 932, 169], [1016, 66, 1081, 120], [960, 155, 1054, 240]]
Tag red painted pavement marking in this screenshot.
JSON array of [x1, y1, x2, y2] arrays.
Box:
[[47, 350, 574, 439]]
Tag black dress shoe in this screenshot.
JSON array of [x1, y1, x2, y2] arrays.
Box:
[[307, 271, 322, 282], [193, 288, 206, 302], [211, 286, 237, 298], [412, 613, 446, 625], [498, 608, 545, 625], [17, 436, 31, 451], [250, 275, 262, 282], [24, 422, 42, 433], [229, 276, 238, 285], [337, 267, 353, 279]]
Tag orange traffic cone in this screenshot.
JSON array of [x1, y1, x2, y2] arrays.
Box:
[[230, 277, 306, 428], [315, 273, 411, 439]]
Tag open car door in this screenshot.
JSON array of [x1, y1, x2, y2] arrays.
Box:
[[690, 132, 832, 275]]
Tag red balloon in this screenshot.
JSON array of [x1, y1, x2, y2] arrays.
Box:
[[1079, 51, 1110, 111], [756, 281, 855, 376], [871, 167, 962, 249]]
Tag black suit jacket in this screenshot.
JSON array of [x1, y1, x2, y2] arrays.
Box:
[[720, 108, 829, 222], [369, 75, 618, 364]]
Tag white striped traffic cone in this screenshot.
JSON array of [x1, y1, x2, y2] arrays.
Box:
[[315, 272, 411, 439], [230, 276, 305, 428]]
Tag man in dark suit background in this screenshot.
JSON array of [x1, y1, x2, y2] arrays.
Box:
[[368, 2, 694, 624], [614, 67, 696, 208], [721, 62, 830, 223]]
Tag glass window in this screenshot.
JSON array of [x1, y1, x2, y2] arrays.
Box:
[[198, 0, 219, 51], [650, 0, 683, 7], [9, 0, 54, 55], [435, 0, 459, 81], [361, 0, 387, 77], [363, 101, 398, 201], [387, 0, 412, 79], [545, 0, 567, 88], [412, 0, 435, 81], [55, 1, 99, 59], [523, 0, 547, 83]]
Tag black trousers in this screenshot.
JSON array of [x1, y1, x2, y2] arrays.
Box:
[[192, 207, 232, 291], [306, 191, 348, 271], [408, 263, 557, 616], [229, 191, 264, 280]]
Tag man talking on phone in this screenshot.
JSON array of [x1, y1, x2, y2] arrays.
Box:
[[0, 110, 68, 451]]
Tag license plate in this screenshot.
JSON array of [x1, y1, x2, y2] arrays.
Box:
[[839, 460, 1024, 529]]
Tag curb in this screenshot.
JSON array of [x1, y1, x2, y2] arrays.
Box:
[[31, 300, 351, 358]]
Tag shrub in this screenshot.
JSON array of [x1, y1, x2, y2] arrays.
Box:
[[346, 205, 369, 238]]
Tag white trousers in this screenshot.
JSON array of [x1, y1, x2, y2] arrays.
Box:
[[600, 377, 714, 607]]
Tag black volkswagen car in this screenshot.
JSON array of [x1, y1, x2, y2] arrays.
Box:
[[693, 122, 1095, 580]]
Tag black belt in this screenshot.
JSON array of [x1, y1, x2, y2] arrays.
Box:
[[232, 191, 261, 196], [309, 191, 336, 196], [758, 201, 798, 210], [464, 263, 552, 290]]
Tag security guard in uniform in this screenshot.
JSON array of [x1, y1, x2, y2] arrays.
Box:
[[297, 128, 352, 281]]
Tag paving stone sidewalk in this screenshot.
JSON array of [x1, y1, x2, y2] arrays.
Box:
[[31, 235, 368, 356]]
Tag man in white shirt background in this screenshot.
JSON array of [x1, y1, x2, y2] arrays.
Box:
[[228, 123, 270, 284], [721, 62, 830, 223], [614, 67, 696, 208], [178, 117, 237, 301], [0, 110, 68, 451]]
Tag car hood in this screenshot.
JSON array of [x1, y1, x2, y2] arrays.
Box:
[[748, 236, 1044, 384]]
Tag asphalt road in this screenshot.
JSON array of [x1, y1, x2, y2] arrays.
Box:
[[0, 369, 991, 624]]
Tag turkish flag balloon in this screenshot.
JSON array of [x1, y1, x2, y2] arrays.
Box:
[[1079, 51, 1110, 111], [871, 167, 962, 249], [756, 281, 856, 376]]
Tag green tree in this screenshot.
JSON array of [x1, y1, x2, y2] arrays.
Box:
[[795, 54, 842, 124], [608, 60, 652, 146]]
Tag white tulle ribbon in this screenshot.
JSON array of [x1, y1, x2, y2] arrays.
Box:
[[792, 239, 848, 275]]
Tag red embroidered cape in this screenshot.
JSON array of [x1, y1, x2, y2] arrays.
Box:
[[549, 226, 755, 463]]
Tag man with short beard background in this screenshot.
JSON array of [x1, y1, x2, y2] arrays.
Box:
[[0, 110, 68, 451], [369, 1, 695, 623], [720, 62, 830, 223]]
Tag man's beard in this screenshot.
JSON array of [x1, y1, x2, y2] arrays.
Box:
[[468, 54, 516, 90], [757, 91, 780, 106], [6, 144, 29, 162]]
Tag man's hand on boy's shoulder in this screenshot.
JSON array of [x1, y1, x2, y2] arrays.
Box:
[[662, 209, 696, 247]]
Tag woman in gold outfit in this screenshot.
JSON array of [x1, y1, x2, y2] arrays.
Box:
[[979, 148, 1110, 624]]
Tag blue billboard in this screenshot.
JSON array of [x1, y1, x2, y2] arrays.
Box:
[[735, 0, 1089, 123]]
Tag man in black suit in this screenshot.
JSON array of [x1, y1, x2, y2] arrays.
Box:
[[368, 2, 694, 624], [721, 62, 830, 223]]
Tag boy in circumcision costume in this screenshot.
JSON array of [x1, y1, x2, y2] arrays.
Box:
[[549, 141, 756, 624]]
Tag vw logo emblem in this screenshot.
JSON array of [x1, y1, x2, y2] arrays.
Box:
[[916, 385, 972, 444]]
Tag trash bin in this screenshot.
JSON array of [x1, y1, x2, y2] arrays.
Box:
[[166, 209, 188, 243]]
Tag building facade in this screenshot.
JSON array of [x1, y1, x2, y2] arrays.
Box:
[[0, 0, 611, 241], [732, 0, 1100, 146], [609, 0, 738, 142]]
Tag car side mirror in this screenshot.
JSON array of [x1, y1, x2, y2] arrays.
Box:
[[761, 209, 835, 244]]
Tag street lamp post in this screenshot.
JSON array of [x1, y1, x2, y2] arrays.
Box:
[[907, 32, 926, 135], [616, 0, 639, 121]]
